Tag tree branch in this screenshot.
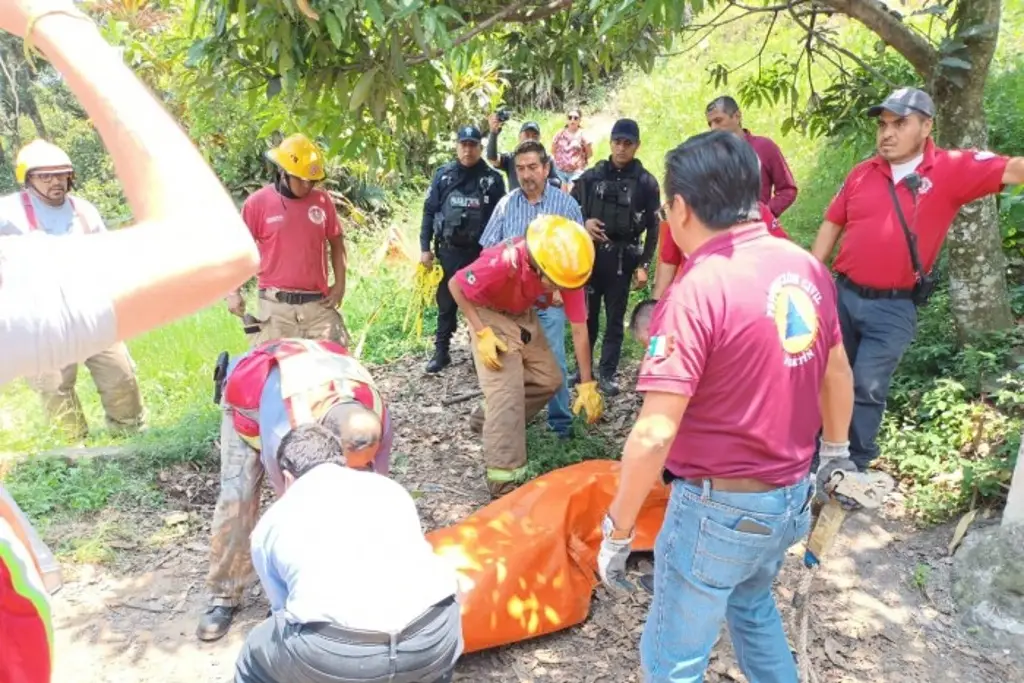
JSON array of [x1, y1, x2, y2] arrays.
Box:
[[819, 0, 937, 76], [407, 0, 548, 66], [786, 5, 897, 87]]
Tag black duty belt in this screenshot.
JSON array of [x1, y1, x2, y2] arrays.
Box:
[[835, 274, 914, 301], [259, 288, 325, 305], [302, 595, 456, 645]]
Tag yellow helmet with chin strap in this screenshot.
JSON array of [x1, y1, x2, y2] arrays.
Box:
[[15, 139, 74, 185], [266, 134, 327, 181], [525, 214, 595, 290]]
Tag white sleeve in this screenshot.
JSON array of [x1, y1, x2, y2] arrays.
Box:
[[0, 233, 117, 385]]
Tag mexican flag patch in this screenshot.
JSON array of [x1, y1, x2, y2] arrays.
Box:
[[647, 334, 675, 359]]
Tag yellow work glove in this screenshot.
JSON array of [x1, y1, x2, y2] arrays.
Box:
[[573, 381, 605, 424], [475, 327, 508, 371]]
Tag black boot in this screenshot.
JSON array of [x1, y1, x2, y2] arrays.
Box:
[[196, 605, 236, 641], [599, 375, 620, 397], [425, 348, 451, 373]]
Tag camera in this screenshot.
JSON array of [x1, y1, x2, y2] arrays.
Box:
[[496, 109, 511, 123]]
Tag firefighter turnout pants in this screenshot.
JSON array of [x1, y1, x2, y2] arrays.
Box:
[[587, 245, 637, 379], [28, 342, 145, 439], [206, 408, 264, 607], [435, 246, 481, 352], [470, 309, 562, 496], [251, 290, 351, 348]]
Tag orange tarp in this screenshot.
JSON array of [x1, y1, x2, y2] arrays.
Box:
[[426, 460, 669, 653]]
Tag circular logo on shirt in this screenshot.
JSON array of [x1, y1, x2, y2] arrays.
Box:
[[769, 281, 820, 361], [308, 206, 327, 225]]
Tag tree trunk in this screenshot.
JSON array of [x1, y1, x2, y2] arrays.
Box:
[[930, 0, 1013, 339], [20, 86, 47, 140]]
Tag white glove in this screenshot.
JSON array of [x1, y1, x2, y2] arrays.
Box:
[[816, 439, 863, 509], [598, 514, 635, 593]]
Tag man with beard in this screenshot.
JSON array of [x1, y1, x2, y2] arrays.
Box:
[[811, 87, 1024, 472], [420, 125, 506, 373], [0, 139, 145, 439]]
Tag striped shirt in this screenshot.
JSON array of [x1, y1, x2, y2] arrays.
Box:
[[479, 184, 584, 248]]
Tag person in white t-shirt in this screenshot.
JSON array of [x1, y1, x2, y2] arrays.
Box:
[[235, 423, 462, 683], [0, 139, 145, 439]]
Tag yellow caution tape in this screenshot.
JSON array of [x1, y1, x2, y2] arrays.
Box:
[[403, 263, 444, 337]]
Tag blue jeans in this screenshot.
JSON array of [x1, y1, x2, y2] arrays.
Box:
[[640, 477, 813, 683], [536, 306, 572, 434], [837, 284, 917, 469]]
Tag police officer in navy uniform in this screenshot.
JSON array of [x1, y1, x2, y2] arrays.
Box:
[[420, 125, 506, 373], [570, 118, 660, 395]]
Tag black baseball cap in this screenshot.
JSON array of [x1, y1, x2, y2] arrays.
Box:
[[611, 118, 640, 144], [457, 125, 482, 143], [867, 87, 935, 119], [520, 121, 541, 135]]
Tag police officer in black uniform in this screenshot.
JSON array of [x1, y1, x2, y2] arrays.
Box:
[[420, 125, 506, 373], [570, 118, 660, 396]]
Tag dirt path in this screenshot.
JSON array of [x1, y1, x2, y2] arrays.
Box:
[[46, 345, 1024, 682]]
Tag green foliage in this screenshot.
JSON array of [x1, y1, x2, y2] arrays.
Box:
[[880, 291, 1023, 523], [521, 421, 619, 482]]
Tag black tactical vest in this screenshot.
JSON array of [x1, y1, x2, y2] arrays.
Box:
[[585, 161, 641, 242], [433, 166, 489, 248]]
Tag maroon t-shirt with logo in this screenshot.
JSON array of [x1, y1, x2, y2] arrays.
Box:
[[241, 185, 342, 294], [827, 139, 1008, 290], [636, 223, 842, 486]]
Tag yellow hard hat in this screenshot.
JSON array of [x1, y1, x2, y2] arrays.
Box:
[[525, 214, 595, 290], [15, 139, 74, 184], [266, 134, 326, 181]]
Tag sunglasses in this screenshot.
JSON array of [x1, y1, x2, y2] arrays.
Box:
[[568, 115, 580, 120]]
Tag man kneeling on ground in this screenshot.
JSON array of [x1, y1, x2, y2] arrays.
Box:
[[234, 424, 462, 683], [199, 338, 394, 641]]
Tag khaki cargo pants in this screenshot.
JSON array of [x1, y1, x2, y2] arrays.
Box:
[[206, 408, 264, 607], [251, 289, 351, 347], [28, 342, 145, 440], [470, 308, 562, 496]]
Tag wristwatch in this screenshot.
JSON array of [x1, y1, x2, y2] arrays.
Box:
[[602, 513, 634, 541]]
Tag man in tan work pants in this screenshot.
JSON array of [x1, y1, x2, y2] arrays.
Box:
[[470, 308, 563, 486], [251, 288, 350, 347], [28, 343, 144, 440]]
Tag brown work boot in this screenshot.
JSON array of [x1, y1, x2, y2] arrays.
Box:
[[487, 479, 519, 498]]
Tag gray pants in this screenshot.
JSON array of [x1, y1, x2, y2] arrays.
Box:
[[837, 283, 917, 469], [235, 597, 462, 683]]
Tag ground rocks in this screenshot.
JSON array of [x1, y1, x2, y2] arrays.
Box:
[[952, 522, 1024, 650]]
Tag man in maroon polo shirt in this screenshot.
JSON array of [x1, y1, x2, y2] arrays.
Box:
[[595, 130, 857, 682], [811, 87, 1024, 472], [706, 95, 798, 217]]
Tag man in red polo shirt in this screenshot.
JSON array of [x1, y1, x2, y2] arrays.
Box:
[[596, 130, 857, 682], [449, 215, 605, 496], [706, 96, 798, 217], [811, 87, 1024, 471], [652, 202, 787, 299], [225, 134, 349, 346]]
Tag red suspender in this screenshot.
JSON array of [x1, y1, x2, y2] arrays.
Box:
[[20, 191, 84, 233]]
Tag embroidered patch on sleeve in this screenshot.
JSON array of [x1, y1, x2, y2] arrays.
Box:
[[465, 270, 477, 285], [647, 334, 675, 359]]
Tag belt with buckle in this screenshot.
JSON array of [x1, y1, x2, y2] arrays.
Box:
[[835, 274, 913, 300], [259, 288, 325, 305], [302, 595, 455, 645]]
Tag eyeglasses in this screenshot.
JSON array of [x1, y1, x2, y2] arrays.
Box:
[[568, 115, 580, 120], [30, 172, 72, 183]]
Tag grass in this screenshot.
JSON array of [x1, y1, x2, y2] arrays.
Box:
[[3, 8, 1024, 536]]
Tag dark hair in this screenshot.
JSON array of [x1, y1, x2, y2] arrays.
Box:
[[629, 299, 657, 333], [706, 96, 740, 116], [663, 131, 761, 230], [513, 139, 550, 165], [277, 424, 344, 478], [320, 402, 381, 455]]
